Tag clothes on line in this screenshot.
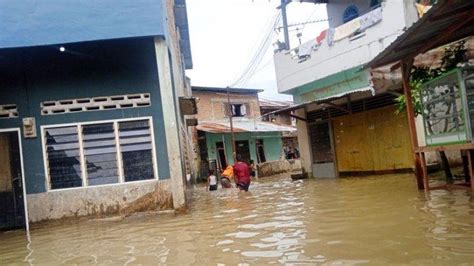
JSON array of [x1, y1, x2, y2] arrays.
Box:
[[359, 7, 383, 32], [333, 18, 361, 42]]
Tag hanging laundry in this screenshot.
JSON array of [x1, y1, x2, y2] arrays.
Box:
[[359, 7, 383, 32], [333, 18, 361, 42], [316, 29, 327, 44], [327, 27, 335, 46], [415, 3, 432, 18], [298, 40, 315, 58]]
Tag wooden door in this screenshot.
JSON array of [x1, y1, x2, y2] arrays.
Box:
[[333, 112, 374, 172], [333, 105, 413, 173]]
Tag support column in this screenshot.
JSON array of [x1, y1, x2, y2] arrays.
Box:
[[154, 37, 186, 210], [401, 59, 424, 190], [295, 108, 312, 177], [467, 150, 474, 192]]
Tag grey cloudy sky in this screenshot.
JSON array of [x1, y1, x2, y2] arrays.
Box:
[[186, 0, 328, 101]]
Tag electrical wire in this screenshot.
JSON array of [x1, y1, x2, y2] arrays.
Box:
[[230, 11, 281, 87]]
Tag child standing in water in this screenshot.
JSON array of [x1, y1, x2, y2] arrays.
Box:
[[207, 169, 218, 191]]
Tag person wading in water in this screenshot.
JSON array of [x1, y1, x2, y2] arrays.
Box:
[[233, 154, 251, 192]]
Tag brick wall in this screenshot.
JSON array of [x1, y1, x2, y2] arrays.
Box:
[[193, 91, 261, 121]]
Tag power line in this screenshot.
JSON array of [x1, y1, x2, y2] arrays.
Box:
[[230, 11, 281, 87]]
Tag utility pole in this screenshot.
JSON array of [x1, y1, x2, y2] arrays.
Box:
[[226, 86, 237, 163], [280, 0, 290, 50]]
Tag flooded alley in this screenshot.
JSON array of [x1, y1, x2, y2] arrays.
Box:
[[1, 174, 474, 264]]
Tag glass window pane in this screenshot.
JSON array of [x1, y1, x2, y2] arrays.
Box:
[[45, 126, 82, 189], [119, 120, 154, 182], [82, 123, 119, 186]]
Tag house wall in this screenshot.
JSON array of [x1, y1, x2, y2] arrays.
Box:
[[274, 0, 418, 94], [193, 91, 261, 121], [0, 37, 188, 222], [326, 0, 373, 28], [205, 132, 283, 166]]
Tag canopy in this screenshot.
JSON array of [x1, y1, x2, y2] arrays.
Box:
[[366, 0, 474, 69], [197, 119, 296, 134]]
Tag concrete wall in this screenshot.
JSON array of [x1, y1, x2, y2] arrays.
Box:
[[326, 0, 373, 28], [205, 132, 283, 166], [274, 0, 418, 93], [27, 180, 172, 223], [193, 91, 261, 121], [0, 38, 170, 194], [295, 109, 313, 177]]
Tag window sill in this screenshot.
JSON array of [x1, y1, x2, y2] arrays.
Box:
[[46, 178, 163, 193]]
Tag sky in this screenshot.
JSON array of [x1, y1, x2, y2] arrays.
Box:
[[185, 0, 328, 101]]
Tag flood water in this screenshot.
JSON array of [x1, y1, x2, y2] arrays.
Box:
[[1, 174, 474, 265]]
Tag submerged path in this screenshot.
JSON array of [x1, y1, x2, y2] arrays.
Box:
[[1, 174, 474, 264]]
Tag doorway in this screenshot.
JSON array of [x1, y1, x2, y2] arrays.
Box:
[[309, 121, 337, 178], [0, 130, 26, 230], [216, 141, 227, 170], [236, 140, 251, 164], [256, 139, 266, 163]]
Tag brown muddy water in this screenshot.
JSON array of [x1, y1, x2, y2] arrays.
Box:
[[1, 174, 474, 265]]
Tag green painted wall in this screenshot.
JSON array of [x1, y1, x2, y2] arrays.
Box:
[[291, 66, 370, 104], [205, 132, 283, 166], [0, 37, 171, 194]]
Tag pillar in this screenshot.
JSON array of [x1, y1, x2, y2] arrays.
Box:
[[295, 108, 312, 177], [154, 37, 186, 210]]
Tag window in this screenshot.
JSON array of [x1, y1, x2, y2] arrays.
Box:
[[224, 103, 250, 117], [343, 5, 359, 23], [119, 120, 155, 182], [44, 118, 156, 190]]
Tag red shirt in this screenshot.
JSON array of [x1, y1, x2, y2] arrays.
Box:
[[233, 162, 251, 184]]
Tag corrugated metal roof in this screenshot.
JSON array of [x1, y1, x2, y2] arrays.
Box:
[[366, 0, 474, 69], [197, 119, 296, 133], [192, 86, 264, 94], [267, 85, 374, 115], [259, 98, 293, 108]]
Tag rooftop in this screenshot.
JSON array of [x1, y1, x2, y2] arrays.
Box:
[[366, 0, 474, 68], [196, 119, 296, 133], [192, 86, 264, 94], [0, 0, 167, 50]]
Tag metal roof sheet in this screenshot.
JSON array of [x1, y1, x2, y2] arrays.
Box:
[[192, 86, 264, 94], [196, 119, 296, 133], [366, 0, 474, 69]]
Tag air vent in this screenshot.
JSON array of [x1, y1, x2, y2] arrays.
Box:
[[0, 104, 19, 119], [41, 93, 151, 115]]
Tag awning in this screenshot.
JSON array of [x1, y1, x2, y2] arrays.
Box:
[[196, 119, 296, 133], [366, 0, 474, 69], [268, 85, 375, 115]]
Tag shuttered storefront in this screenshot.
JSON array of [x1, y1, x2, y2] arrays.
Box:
[[307, 93, 413, 174]]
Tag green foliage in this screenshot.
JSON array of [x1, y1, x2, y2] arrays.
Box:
[[395, 40, 467, 116]]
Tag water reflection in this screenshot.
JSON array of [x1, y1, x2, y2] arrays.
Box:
[[0, 174, 473, 264]]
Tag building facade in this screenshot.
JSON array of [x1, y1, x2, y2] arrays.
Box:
[[259, 98, 299, 158], [273, 0, 420, 178], [192, 87, 295, 179], [0, 0, 193, 230]]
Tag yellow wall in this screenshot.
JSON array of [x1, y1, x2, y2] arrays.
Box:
[[333, 105, 413, 172]]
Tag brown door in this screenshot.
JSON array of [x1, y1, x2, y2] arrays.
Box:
[[0, 131, 25, 230]]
